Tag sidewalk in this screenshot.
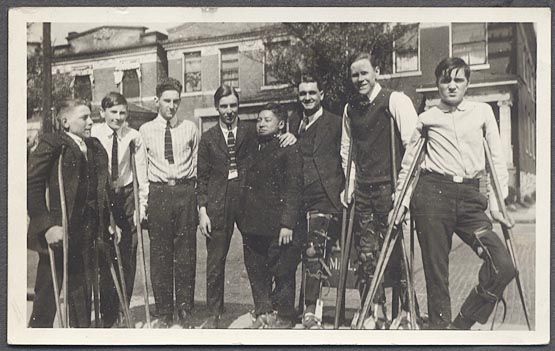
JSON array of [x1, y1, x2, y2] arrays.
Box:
[[508, 203, 535, 224]]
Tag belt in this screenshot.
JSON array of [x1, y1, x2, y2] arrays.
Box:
[[152, 177, 196, 187], [111, 182, 133, 194], [422, 170, 479, 186]]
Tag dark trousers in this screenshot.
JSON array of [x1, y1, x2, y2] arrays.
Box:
[[411, 174, 516, 329], [148, 181, 198, 318], [205, 179, 240, 317], [352, 182, 394, 304], [243, 234, 301, 320], [29, 210, 94, 328], [29, 247, 93, 328], [100, 184, 138, 326]]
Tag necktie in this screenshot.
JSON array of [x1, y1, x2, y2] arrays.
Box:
[[299, 115, 310, 135], [227, 127, 238, 179], [111, 131, 118, 182], [165, 120, 174, 164]]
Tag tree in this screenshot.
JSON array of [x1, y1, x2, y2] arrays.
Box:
[[259, 23, 411, 114], [27, 43, 73, 121]]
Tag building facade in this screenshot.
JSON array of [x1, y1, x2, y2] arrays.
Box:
[[42, 22, 536, 201]]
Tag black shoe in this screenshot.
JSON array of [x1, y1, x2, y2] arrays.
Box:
[[177, 308, 194, 329], [201, 315, 220, 329]]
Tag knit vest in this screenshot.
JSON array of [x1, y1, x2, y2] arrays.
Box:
[[347, 89, 403, 185]]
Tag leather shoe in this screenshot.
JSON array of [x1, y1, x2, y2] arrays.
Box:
[[201, 315, 220, 329]]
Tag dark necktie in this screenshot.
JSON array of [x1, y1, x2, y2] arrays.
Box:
[[111, 131, 118, 182], [227, 127, 238, 178], [299, 115, 310, 135], [165, 120, 174, 164]]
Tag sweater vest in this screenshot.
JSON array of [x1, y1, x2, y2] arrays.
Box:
[[347, 89, 403, 185], [299, 117, 321, 186]]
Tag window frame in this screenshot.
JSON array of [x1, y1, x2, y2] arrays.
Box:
[[392, 23, 420, 74], [450, 22, 490, 69], [72, 74, 93, 102], [183, 50, 202, 93], [219, 46, 240, 88], [120, 68, 141, 100]]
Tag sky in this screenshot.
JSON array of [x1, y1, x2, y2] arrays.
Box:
[[28, 22, 181, 46]]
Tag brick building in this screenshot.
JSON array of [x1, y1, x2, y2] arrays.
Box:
[[43, 22, 536, 201]]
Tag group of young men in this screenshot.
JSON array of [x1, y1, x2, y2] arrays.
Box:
[[27, 53, 517, 330]]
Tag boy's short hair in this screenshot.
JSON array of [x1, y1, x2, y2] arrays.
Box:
[[101, 92, 127, 110], [349, 51, 380, 70], [214, 84, 240, 107], [298, 72, 324, 91], [56, 98, 90, 121], [156, 77, 183, 97], [259, 102, 288, 123], [434, 57, 471, 83]]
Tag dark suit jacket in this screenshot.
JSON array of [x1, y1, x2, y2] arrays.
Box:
[[27, 132, 110, 253], [238, 138, 303, 237], [288, 109, 344, 211], [197, 121, 257, 230]]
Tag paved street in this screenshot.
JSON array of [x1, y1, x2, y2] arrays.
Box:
[[27, 205, 536, 330]]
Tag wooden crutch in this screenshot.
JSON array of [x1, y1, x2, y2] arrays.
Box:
[[56, 145, 70, 327]]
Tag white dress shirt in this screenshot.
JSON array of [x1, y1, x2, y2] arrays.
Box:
[[219, 119, 238, 179], [298, 106, 324, 134], [66, 131, 87, 158], [139, 115, 199, 182]]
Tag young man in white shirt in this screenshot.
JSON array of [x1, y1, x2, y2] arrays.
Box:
[[91, 92, 148, 327], [394, 57, 516, 329]]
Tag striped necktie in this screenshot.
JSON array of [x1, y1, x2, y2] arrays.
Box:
[[165, 120, 174, 164], [111, 131, 119, 182], [227, 126, 238, 179]]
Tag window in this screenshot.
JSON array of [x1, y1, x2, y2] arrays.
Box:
[[184, 51, 201, 92], [264, 40, 290, 85], [73, 75, 92, 101], [122, 69, 140, 98], [393, 24, 419, 73], [220, 47, 239, 88], [452, 23, 487, 65]]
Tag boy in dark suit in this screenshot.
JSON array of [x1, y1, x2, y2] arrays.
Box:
[[197, 85, 297, 328], [27, 99, 110, 328], [288, 74, 344, 329], [239, 103, 303, 329]]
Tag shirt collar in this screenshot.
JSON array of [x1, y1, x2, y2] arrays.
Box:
[[219, 119, 238, 134], [437, 99, 470, 113], [65, 131, 86, 148], [303, 106, 323, 122], [368, 82, 382, 103], [101, 122, 124, 139], [155, 114, 177, 128]]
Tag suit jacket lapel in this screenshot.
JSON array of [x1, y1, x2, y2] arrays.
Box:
[[58, 133, 83, 221], [215, 126, 228, 155], [235, 120, 248, 151], [312, 111, 328, 153]]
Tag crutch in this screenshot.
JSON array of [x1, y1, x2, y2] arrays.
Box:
[[47, 246, 64, 328], [109, 213, 133, 327], [388, 117, 418, 329], [57, 145, 70, 327], [354, 137, 426, 329], [334, 138, 355, 329], [130, 140, 151, 328], [483, 138, 531, 331]]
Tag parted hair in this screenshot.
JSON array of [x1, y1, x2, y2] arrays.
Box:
[[434, 57, 471, 83], [349, 51, 381, 70], [101, 92, 127, 110], [156, 77, 183, 97], [214, 84, 240, 107]]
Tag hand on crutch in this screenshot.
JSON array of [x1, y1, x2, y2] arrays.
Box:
[[483, 138, 531, 331]]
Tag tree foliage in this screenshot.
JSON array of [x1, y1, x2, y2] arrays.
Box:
[[260, 23, 411, 114], [27, 47, 73, 120]]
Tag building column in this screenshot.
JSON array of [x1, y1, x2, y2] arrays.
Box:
[[497, 99, 513, 168]]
